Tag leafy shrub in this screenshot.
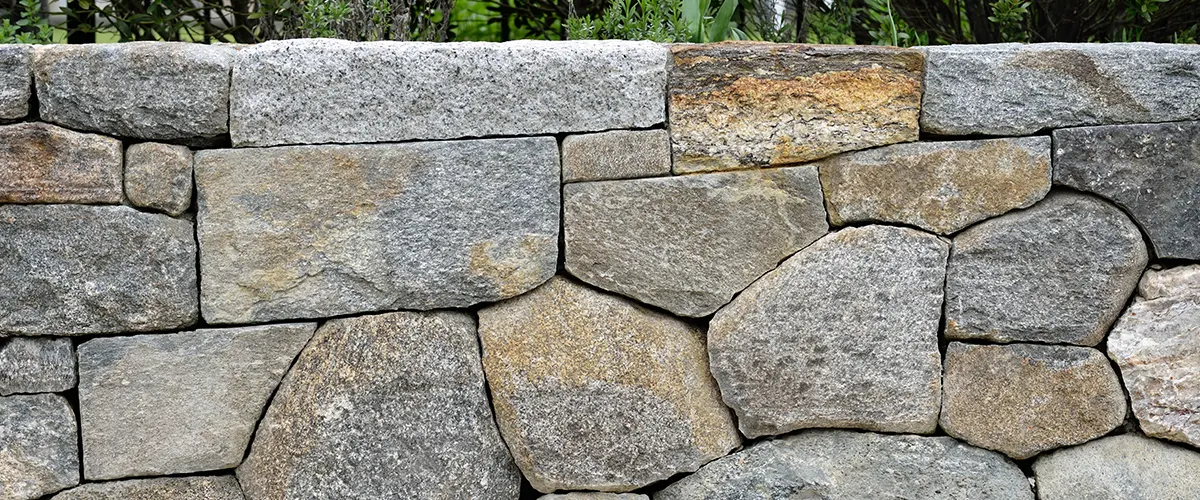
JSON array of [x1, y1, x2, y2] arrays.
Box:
[[567, 0, 748, 42], [1, 0, 54, 43]]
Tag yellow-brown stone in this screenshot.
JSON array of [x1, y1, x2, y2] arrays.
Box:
[[0, 122, 122, 204]]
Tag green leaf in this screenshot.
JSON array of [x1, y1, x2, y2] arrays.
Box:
[[682, 0, 701, 41], [708, 0, 738, 41]]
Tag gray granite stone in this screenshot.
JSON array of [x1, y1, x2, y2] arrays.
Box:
[[0, 394, 79, 500], [125, 142, 193, 216], [541, 494, 648, 500], [51, 475, 245, 500], [562, 129, 671, 182], [0, 338, 75, 396], [0, 122, 123, 204], [1034, 434, 1200, 500], [0, 45, 32, 121]]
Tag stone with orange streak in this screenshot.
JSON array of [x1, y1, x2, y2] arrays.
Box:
[[0, 122, 122, 204]]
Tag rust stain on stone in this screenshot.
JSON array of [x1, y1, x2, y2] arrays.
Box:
[[1009, 49, 1149, 117], [0, 122, 122, 204]]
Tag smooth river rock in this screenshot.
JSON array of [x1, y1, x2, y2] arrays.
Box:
[[51, 476, 245, 500], [125, 142, 193, 216], [0, 45, 31, 121], [0, 122, 123, 204], [818, 137, 1050, 234], [230, 39, 668, 147], [478, 277, 740, 493], [669, 43, 922, 173], [237, 311, 519, 500], [921, 43, 1200, 135], [196, 137, 559, 324], [1034, 434, 1200, 500], [654, 430, 1032, 500], [944, 192, 1147, 345], [0, 204, 198, 336], [708, 226, 947, 438], [564, 166, 828, 317], [561, 129, 671, 182], [1054, 121, 1200, 260], [940, 343, 1127, 460], [0, 338, 76, 396], [0, 394, 79, 500]]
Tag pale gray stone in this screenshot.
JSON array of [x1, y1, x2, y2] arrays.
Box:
[[34, 42, 235, 142], [125, 142, 193, 216], [562, 129, 671, 182], [1054, 121, 1200, 260], [1138, 265, 1200, 300], [0, 338, 75, 396], [237, 311, 519, 500], [0, 204, 198, 336], [0, 45, 32, 121], [52, 475, 245, 500], [0, 394, 79, 500], [565, 166, 828, 317], [654, 430, 1032, 500], [195, 138, 559, 324], [0, 122, 123, 204], [921, 43, 1200, 135], [708, 226, 947, 438], [1034, 434, 1200, 500], [944, 192, 1147, 345], [542, 494, 648, 500], [230, 39, 667, 147], [78, 323, 315, 480]]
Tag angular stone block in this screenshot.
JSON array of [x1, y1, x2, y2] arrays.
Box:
[[1138, 265, 1200, 300], [709, 226, 948, 438], [0, 45, 31, 121], [230, 39, 668, 147], [819, 137, 1051, 234], [669, 43, 922, 173], [561, 129, 671, 182], [1034, 434, 1200, 500], [0, 123, 122, 204], [51, 475, 244, 500], [125, 142, 193, 216], [0, 204, 198, 336], [196, 137, 559, 324], [0, 338, 76, 396], [0, 394, 79, 500], [565, 166, 827, 317], [478, 278, 739, 493]]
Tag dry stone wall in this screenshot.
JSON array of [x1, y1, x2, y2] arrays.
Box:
[[0, 39, 1198, 500]]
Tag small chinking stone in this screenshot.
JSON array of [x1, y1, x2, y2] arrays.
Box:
[[0, 122, 123, 204], [0, 338, 76, 396], [51, 476, 244, 500], [561, 129, 671, 182], [125, 142, 194, 216], [654, 430, 1033, 500], [237, 311, 519, 500], [0, 45, 32, 121], [1033, 434, 1200, 500], [0, 393, 79, 500], [478, 277, 740, 493], [708, 225, 947, 438], [1137, 265, 1200, 300]]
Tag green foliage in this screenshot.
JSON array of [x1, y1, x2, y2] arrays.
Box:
[[1, 0, 55, 43], [988, 0, 1031, 42], [567, 0, 747, 42]]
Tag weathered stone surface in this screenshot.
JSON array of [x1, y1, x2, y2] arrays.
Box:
[[562, 129, 671, 182], [196, 138, 558, 324], [34, 42, 234, 142], [1054, 121, 1200, 260], [542, 494, 648, 500], [922, 43, 1200, 135], [709, 226, 947, 438], [0, 394, 79, 500], [1108, 266, 1200, 448], [0, 122, 123, 204], [818, 137, 1050, 234], [669, 43, 922, 173], [944, 192, 1147, 345], [1034, 434, 1200, 500], [940, 343, 1127, 460], [565, 166, 827, 317], [125, 142, 193, 216], [0, 338, 76, 396], [0, 204, 198, 336], [230, 39, 667, 147], [51, 475, 245, 500], [238, 311, 519, 500], [479, 277, 739, 493], [78, 323, 314, 480], [0, 45, 32, 121], [655, 430, 1032, 500]]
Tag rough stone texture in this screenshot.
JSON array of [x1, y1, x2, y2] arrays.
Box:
[[818, 137, 1051, 234], [940, 343, 1127, 460], [565, 166, 827, 317], [230, 39, 668, 147], [561, 129, 671, 182], [34, 42, 235, 142], [0, 394, 79, 500], [1108, 266, 1200, 448], [51, 476, 245, 500], [0, 338, 76, 396], [541, 494, 648, 500], [196, 137, 558, 324], [0, 204, 198, 336], [479, 277, 740, 493], [655, 430, 1032, 500], [944, 192, 1147, 345], [669, 43, 922, 173], [0, 45, 32, 121], [0, 122, 123, 204], [1054, 121, 1200, 260], [1034, 434, 1200, 500], [125, 142, 193, 216], [708, 226, 947, 438], [237, 311, 519, 500], [78, 323, 315, 480], [921, 43, 1200, 135]]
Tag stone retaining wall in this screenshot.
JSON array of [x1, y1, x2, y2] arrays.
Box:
[[1, 40, 1199, 500]]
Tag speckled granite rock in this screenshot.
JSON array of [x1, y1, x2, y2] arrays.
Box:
[[237, 311, 519, 500], [125, 142, 193, 216], [669, 43, 922, 173], [541, 494, 648, 500], [565, 166, 827, 317], [479, 277, 739, 493], [562, 129, 671, 182], [818, 137, 1050, 234], [1138, 265, 1200, 300], [0, 123, 122, 204], [944, 192, 1147, 345], [0, 394, 79, 500], [195, 137, 558, 324], [0, 338, 76, 396], [51, 476, 244, 500], [940, 343, 1127, 460], [0, 45, 32, 121], [708, 226, 947, 438], [1034, 434, 1200, 500]]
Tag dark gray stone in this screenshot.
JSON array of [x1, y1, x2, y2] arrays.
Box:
[[0, 122, 123, 204], [1034, 434, 1200, 500], [125, 142, 193, 216], [0, 45, 31, 121], [0, 338, 75, 396], [51, 475, 245, 500], [0, 394, 79, 500]]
